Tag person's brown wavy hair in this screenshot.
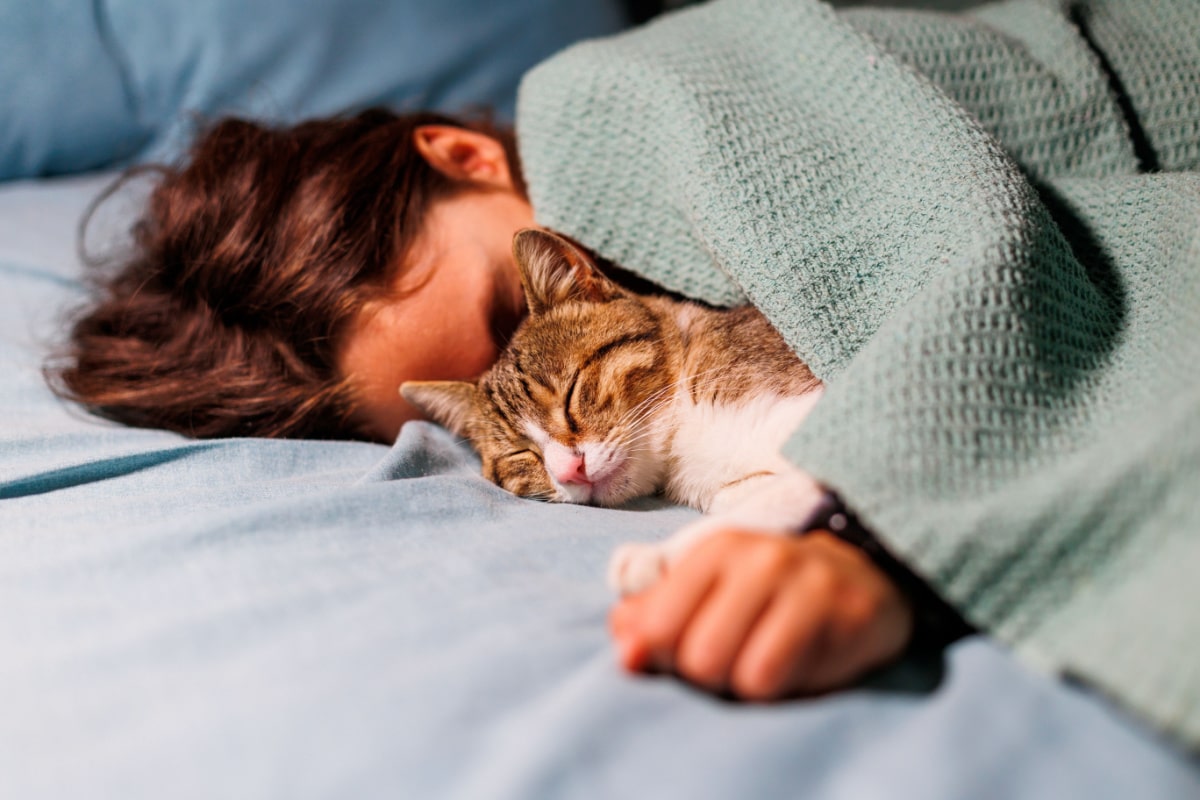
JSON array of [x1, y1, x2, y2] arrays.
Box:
[[45, 108, 522, 440]]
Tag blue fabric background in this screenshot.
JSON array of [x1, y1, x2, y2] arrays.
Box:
[[0, 0, 629, 179]]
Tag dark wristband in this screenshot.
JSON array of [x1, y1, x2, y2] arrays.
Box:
[[805, 497, 975, 651]]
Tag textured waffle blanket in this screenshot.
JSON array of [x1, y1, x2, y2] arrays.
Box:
[[517, 0, 1200, 750]]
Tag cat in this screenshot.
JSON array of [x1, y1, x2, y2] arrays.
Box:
[[401, 229, 831, 595]]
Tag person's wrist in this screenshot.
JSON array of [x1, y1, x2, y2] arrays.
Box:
[[803, 497, 974, 651]]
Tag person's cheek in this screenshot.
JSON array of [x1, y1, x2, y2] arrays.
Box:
[[455, 327, 498, 379], [464, 292, 505, 376]]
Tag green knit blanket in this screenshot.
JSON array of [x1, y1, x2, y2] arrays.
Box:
[[517, 0, 1200, 751]]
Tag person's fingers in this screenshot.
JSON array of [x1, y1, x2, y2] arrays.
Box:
[[614, 529, 916, 699], [728, 557, 838, 700], [671, 541, 782, 691], [609, 599, 652, 670], [608, 535, 730, 672], [729, 536, 916, 698], [801, 575, 914, 691]]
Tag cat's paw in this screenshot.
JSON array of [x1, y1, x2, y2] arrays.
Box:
[[607, 542, 667, 596], [493, 454, 557, 502]]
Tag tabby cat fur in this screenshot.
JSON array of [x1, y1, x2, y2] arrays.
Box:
[[402, 229, 830, 594]]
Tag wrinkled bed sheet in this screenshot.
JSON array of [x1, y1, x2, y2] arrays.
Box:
[[1, 174, 1196, 798]]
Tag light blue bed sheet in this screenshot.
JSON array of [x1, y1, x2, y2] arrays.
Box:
[[1, 174, 1197, 798]]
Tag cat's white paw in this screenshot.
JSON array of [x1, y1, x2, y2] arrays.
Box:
[[607, 542, 667, 595]]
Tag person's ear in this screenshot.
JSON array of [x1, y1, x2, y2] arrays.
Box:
[[412, 125, 515, 190]]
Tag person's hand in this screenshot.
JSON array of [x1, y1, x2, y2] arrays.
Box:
[[608, 529, 914, 700]]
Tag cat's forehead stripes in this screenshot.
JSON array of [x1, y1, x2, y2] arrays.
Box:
[[512, 351, 556, 395], [561, 331, 661, 433], [577, 331, 659, 372]]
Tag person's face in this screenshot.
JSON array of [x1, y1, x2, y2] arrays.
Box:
[[337, 185, 535, 442]]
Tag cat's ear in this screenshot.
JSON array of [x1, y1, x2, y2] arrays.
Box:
[[400, 380, 477, 437], [512, 228, 624, 315]]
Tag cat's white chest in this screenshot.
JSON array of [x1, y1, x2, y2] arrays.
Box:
[[664, 389, 823, 511]]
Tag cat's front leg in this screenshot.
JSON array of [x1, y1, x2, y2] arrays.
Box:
[[607, 514, 746, 595], [607, 541, 671, 596], [608, 467, 832, 595]]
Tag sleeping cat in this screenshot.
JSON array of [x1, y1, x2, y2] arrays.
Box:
[[402, 229, 831, 595]]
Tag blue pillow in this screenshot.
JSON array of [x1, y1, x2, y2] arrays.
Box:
[[0, 3, 150, 179], [0, 0, 630, 180]]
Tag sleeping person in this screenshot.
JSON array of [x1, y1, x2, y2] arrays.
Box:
[[50, 105, 925, 706]]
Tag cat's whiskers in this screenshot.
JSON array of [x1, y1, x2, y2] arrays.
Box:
[[608, 365, 731, 438], [592, 366, 743, 497], [610, 381, 676, 430], [597, 373, 722, 461], [527, 486, 561, 502], [609, 366, 714, 433]]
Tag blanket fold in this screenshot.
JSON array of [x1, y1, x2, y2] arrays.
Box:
[[517, 0, 1200, 750]]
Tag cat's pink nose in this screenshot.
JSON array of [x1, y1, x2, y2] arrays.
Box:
[[554, 453, 591, 486]]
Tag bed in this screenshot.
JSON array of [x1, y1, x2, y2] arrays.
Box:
[[2, 1, 1198, 797]]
